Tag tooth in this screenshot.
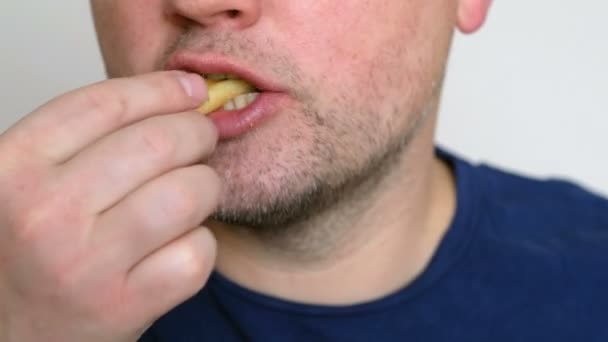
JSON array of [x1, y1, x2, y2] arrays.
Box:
[[223, 100, 237, 111], [227, 74, 240, 80], [198, 80, 256, 114], [233, 94, 249, 110], [247, 93, 259, 103]]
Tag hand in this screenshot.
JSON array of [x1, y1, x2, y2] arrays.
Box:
[[0, 71, 220, 342]]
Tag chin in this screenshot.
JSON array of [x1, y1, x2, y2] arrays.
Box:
[[205, 115, 321, 228]]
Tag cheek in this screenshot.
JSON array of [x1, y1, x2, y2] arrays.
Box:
[[271, 1, 453, 162], [276, 3, 382, 83], [276, 2, 423, 103], [92, 0, 172, 76], [291, 2, 450, 110]]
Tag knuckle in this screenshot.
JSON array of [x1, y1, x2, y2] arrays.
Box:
[[136, 123, 177, 162], [82, 85, 129, 123], [161, 180, 200, 223], [8, 187, 87, 244], [49, 258, 87, 293], [10, 195, 59, 242]]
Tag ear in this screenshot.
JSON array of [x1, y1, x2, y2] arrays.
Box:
[[457, 0, 493, 34]]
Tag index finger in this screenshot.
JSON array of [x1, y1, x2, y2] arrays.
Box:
[[5, 71, 207, 164]]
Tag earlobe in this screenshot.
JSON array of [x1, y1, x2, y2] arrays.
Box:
[[457, 0, 493, 34]]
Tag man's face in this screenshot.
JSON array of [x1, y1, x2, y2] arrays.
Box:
[[91, 0, 458, 228]]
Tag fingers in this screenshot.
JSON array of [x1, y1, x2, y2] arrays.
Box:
[[56, 112, 217, 213], [93, 165, 222, 267], [5, 71, 207, 164], [124, 227, 217, 325], [0, 71, 218, 342]]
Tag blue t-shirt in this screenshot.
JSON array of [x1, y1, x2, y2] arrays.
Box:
[[140, 149, 608, 341]]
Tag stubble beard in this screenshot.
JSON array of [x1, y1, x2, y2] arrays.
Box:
[[208, 89, 437, 240], [156, 31, 443, 242]]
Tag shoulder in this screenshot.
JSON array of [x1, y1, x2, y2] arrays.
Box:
[[440, 148, 608, 239], [472, 161, 608, 238], [443, 152, 608, 332], [455, 155, 608, 296]]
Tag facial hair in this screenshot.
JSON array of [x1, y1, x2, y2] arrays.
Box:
[[158, 30, 441, 238]]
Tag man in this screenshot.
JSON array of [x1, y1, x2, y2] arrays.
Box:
[[1, 0, 607, 341]]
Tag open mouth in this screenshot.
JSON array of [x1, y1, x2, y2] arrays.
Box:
[[198, 73, 261, 115], [165, 52, 286, 139]]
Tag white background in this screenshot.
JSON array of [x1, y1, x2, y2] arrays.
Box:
[[1, 1, 606, 195]]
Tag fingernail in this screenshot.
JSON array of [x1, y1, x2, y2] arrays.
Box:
[[178, 73, 207, 102]]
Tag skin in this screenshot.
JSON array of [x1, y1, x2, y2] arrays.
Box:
[[94, 1, 460, 231], [91, 0, 490, 301], [0, 0, 491, 341]]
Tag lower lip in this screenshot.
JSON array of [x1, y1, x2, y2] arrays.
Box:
[[208, 92, 283, 140]]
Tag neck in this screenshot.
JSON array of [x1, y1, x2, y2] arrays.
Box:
[[207, 117, 456, 305]]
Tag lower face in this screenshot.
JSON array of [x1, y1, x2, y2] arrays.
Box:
[[91, 1, 457, 229]]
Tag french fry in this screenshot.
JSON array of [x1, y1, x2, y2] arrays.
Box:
[[198, 79, 256, 115]]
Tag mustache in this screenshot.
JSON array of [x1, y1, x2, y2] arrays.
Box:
[[157, 30, 256, 68], [157, 29, 313, 102], [157, 30, 283, 76]]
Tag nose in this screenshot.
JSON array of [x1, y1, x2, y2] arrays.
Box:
[[166, 0, 261, 29]]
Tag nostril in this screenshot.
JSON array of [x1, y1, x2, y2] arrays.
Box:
[[227, 9, 240, 18]]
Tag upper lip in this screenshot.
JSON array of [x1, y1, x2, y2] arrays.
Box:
[[165, 50, 283, 92]]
